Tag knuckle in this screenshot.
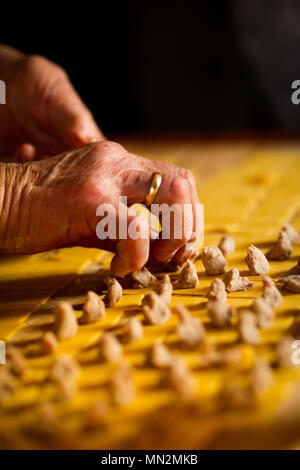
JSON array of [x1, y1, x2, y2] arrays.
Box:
[[53, 64, 69, 80], [170, 175, 189, 199], [24, 54, 45, 69], [88, 141, 105, 153], [21, 54, 68, 80], [184, 168, 194, 183], [183, 168, 196, 188], [96, 140, 125, 155]]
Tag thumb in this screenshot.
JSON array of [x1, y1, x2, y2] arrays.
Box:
[[110, 206, 151, 277]]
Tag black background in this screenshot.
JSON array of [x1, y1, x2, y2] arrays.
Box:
[[1, 0, 298, 135]]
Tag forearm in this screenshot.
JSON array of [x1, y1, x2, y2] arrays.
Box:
[[0, 162, 30, 254]]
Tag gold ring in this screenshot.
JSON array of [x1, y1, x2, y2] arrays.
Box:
[[144, 172, 162, 207]]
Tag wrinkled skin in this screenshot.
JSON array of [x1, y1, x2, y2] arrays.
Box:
[[0, 47, 201, 276], [0, 141, 200, 276]]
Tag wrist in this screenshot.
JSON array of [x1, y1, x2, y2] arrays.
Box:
[[0, 162, 33, 254]]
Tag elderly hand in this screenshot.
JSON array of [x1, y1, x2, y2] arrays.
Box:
[[0, 141, 201, 276], [0, 45, 104, 160]]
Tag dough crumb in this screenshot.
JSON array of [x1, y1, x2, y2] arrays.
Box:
[[277, 335, 296, 368], [287, 258, 300, 275], [85, 400, 108, 429], [104, 276, 123, 307], [251, 297, 274, 329], [99, 333, 123, 363], [266, 230, 293, 260], [35, 402, 58, 436], [251, 358, 274, 394], [261, 275, 283, 308], [175, 304, 205, 347], [41, 332, 58, 355], [0, 366, 15, 401], [207, 278, 227, 302], [49, 355, 80, 398], [282, 223, 299, 244], [154, 274, 173, 305], [207, 300, 233, 328], [110, 362, 135, 405], [167, 355, 195, 402], [199, 343, 221, 367], [218, 235, 235, 257], [245, 244, 269, 275], [238, 311, 259, 345], [131, 267, 157, 288], [142, 291, 171, 325], [54, 301, 78, 341], [200, 344, 242, 367], [81, 291, 105, 324], [223, 268, 255, 293], [6, 346, 26, 377], [201, 246, 227, 275], [123, 317, 143, 342], [150, 340, 173, 368], [175, 259, 199, 288], [221, 346, 243, 366], [165, 250, 199, 271], [278, 275, 300, 293], [222, 360, 272, 405], [222, 381, 254, 409]]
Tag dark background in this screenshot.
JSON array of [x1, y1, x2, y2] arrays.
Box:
[[2, 0, 300, 135]]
